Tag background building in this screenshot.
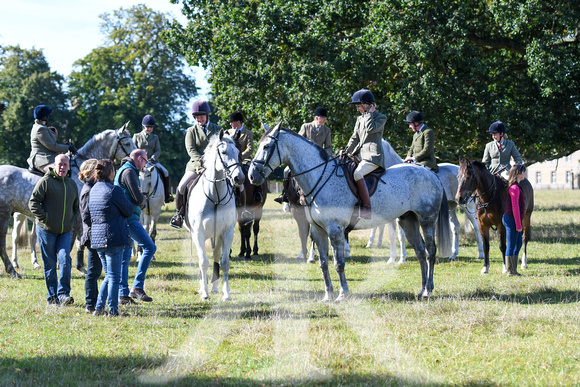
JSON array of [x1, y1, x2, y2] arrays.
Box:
[[526, 150, 580, 190]]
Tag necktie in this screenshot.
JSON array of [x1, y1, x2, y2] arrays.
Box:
[[316, 126, 320, 133], [202, 125, 207, 135], [498, 142, 502, 151]]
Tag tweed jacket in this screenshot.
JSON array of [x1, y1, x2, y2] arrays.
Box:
[[88, 180, 134, 249], [227, 126, 254, 163], [133, 130, 161, 161], [299, 121, 332, 155], [185, 122, 222, 173], [344, 110, 387, 169], [482, 140, 522, 175], [406, 126, 438, 171], [27, 123, 69, 170], [29, 168, 80, 235]]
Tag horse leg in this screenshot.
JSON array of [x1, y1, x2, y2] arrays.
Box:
[[366, 227, 377, 248], [11, 213, 23, 269], [310, 224, 334, 301], [344, 230, 351, 259], [0, 214, 20, 278], [376, 224, 385, 248], [328, 225, 349, 302], [465, 201, 485, 259], [480, 221, 491, 274], [521, 214, 532, 269], [420, 217, 437, 297], [293, 205, 309, 261], [399, 215, 429, 297], [448, 204, 460, 261], [499, 224, 507, 274], [397, 219, 407, 264], [244, 224, 252, 260], [193, 230, 210, 300], [29, 221, 41, 269], [386, 221, 397, 264], [219, 227, 234, 301], [252, 219, 260, 256], [308, 238, 316, 263]]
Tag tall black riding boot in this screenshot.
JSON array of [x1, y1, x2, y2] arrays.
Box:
[[163, 175, 174, 203], [239, 188, 254, 225], [170, 191, 185, 228], [355, 178, 372, 219]]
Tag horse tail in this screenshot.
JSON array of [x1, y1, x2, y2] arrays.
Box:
[[436, 191, 453, 258], [14, 213, 29, 248]]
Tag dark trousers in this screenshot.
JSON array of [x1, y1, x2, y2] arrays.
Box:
[[502, 214, 523, 256], [84, 247, 102, 309]]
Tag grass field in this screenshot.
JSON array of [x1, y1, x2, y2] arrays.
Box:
[[1, 190, 579, 386]]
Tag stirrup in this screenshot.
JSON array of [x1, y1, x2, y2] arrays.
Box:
[[170, 214, 183, 229]]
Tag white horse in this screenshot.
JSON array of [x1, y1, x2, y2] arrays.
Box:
[[139, 161, 165, 246], [184, 130, 245, 301], [366, 162, 485, 262], [249, 124, 452, 301], [0, 123, 136, 277]]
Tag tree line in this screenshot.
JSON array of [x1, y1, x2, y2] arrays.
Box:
[[1, 1, 579, 179]]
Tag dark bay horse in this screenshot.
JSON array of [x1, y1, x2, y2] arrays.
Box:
[[236, 169, 267, 260], [456, 158, 534, 274]]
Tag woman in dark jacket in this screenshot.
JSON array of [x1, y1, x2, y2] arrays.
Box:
[[78, 159, 99, 313], [88, 159, 133, 316]]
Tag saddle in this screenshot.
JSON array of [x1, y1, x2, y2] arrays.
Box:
[[27, 167, 45, 177], [339, 154, 385, 198]]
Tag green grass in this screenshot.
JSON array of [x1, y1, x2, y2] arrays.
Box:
[[1, 190, 579, 386]]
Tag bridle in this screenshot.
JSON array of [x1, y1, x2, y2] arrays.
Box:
[[459, 162, 499, 228], [108, 129, 134, 160], [202, 139, 241, 206], [141, 162, 161, 213]]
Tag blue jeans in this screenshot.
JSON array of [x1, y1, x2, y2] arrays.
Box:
[[84, 247, 101, 310], [96, 245, 124, 315], [502, 214, 523, 256], [119, 218, 157, 297], [36, 227, 71, 301]]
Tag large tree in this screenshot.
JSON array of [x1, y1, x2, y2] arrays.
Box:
[[68, 4, 197, 177], [167, 0, 579, 163], [0, 45, 68, 167]]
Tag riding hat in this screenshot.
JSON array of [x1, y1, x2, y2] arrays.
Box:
[[191, 100, 211, 116], [348, 89, 375, 104], [314, 107, 327, 117], [33, 105, 52, 120], [142, 114, 156, 126], [405, 111, 424, 123], [228, 111, 244, 123], [487, 121, 506, 133]]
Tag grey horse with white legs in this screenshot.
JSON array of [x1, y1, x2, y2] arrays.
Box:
[[249, 124, 452, 301], [0, 124, 136, 278]]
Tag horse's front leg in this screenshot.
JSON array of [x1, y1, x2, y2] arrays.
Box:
[[311, 224, 333, 302], [386, 222, 397, 264], [499, 223, 507, 274], [30, 225, 40, 269], [480, 220, 491, 274], [466, 203, 485, 259], [328, 226, 349, 302], [193, 229, 210, 300], [448, 207, 460, 261], [219, 226, 234, 301], [252, 219, 260, 256]]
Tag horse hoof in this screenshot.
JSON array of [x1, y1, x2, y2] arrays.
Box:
[[222, 295, 232, 302], [386, 257, 396, 264], [200, 294, 209, 300], [307, 257, 316, 264], [33, 263, 42, 270], [335, 292, 348, 302], [480, 267, 489, 275], [10, 270, 22, 279]]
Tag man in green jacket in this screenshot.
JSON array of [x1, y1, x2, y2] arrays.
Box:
[[404, 111, 439, 172], [29, 154, 80, 306]]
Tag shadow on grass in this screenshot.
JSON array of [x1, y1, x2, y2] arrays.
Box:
[[465, 287, 580, 304], [0, 355, 464, 386]]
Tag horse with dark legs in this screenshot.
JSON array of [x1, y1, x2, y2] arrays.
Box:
[[236, 178, 267, 260], [184, 130, 245, 301], [249, 124, 452, 301], [455, 158, 534, 274], [0, 124, 136, 278]]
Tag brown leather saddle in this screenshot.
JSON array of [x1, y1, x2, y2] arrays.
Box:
[[338, 153, 385, 198], [27, 167, 45, 177]]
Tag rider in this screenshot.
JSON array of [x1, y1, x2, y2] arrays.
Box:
[[403, 111, 438, 172], [343, 89, 387, 219], [133, 114, 174, 203], [27, 105, 76, 173], [170, 100, 222, 229], [227, 111, 254, 224], [482, 121, 522, 177], [299, 107, 332, 155]]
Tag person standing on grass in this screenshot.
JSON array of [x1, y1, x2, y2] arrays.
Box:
[[115, 149, 157, 303], [503, 163, 527, 276], [89, 159, 133, 316], [29, 154, 80, 306], [78, 158, 100, 314]]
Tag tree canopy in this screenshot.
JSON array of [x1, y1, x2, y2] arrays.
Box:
[[0, 45, 69, 166], [167, 0, 580, 163], [68, 4, 197, 176]]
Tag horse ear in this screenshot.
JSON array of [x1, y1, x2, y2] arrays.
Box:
[[261, 123, 271, 132], [123, 121, 130, 132], [219, 129, 224, 140]]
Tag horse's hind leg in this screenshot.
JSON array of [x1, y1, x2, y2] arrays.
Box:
[[399, 215, 430, 297], [386, 221, 397, 264], [448, 204, 460, 261], [218, 226, 234, 301], [0, 214, 20, 278], [252, 219, 260, 256], [311, 224, 334, 301], [521, 214, 532, 269], [328, 225, 349, 302], [29, 221, 41, 269]]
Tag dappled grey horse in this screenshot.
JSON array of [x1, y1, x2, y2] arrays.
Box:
[[249, 124, 452, 301], [0, 123, 136, 278]]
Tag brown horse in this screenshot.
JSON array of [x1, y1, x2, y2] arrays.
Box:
[[236, 176, 267, 260], [455, 158, 534, 274]]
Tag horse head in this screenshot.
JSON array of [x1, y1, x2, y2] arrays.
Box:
[[205, 129, 245, 188], [109, 121, 137, 161], [456, 157, 477, 205], [248, 122, 284, 185]]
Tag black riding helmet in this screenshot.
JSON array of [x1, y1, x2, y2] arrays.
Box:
[[487, 121, 506, 133], [348, 89, 375, 104], [404, 111, 424, 123]]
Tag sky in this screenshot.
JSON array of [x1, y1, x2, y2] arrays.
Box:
[[0, 0, 210, 99]]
